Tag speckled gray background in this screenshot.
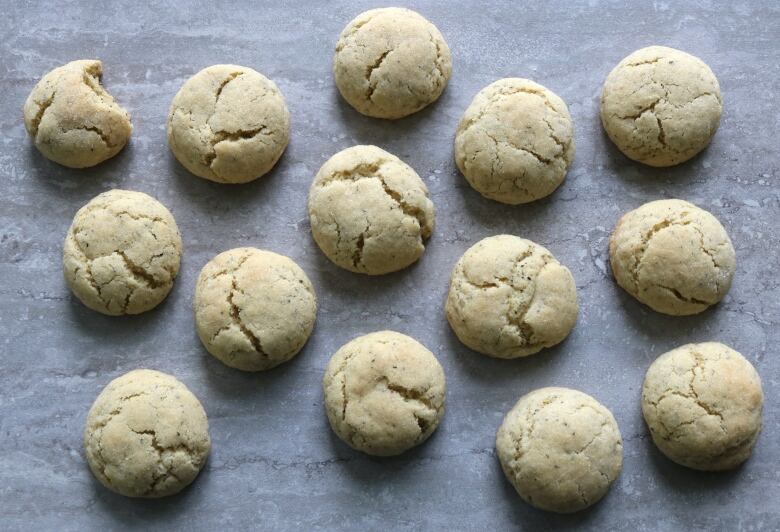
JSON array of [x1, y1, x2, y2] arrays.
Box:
[[1, 1, 778, 530]]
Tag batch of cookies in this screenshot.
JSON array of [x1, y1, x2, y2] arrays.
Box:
[[25, 7, 764, 514]]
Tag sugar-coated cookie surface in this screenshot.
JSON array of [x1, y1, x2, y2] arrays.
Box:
[[167, 64, 289, 183], [445, 235, 578, 358], [609, 199, 735, 315], [600, 45, 722, 166], [308, 145, 435, 275], [83, 369, 211, 498], [23, 59, 132, 168], [496, 387, 623, 513], [455, 78, 575, 204], [194, 247, 317, 371], [322, 331, 446, 456], [62, 189, 182, 315], [333, 7, 451, 119], [642, 342, 763, 471]]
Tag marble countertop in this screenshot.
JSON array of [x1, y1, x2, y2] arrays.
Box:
[[1, 1, 778, 530]]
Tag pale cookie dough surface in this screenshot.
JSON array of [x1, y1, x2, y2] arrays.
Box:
[[642, 342, 763, 471], [167, 64, 290, 184], [609, 199, 735, 315], [322, 331, 446, 456], [83, 369, 211, 498], [496, 387, 623, 513], [23, 59, 132, 168], [445, 235, 578, 358], [308, 145, 435, 275], [194, 247, 317, 371], [455, 78, 575, 204], [333, 7, 452, 119], [62, 189, 182, 315], [600, 45, 722, 167]]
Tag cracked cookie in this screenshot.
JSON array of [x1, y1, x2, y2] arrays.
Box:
[[609, 199, 735, 315], [194, 247, 317, 371], [63, 189, 182, 315], [496, 387, 623, 513], [642, 342, 763, 471], [167, 64, 290, 183], [23, 59, 132, 168], [84, 369, 210, 498], [455, 78, 575, 204], [600, 46, 722, 166], [322, 331, 446, 456], [445, 235, 577, 358], [333, 7, 452, 119], [308, 145, 435, 275]]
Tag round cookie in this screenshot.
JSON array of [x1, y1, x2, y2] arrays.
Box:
[[445, 235, 578, 358], [496, 387, 623, 513], [194, 247, 317, 371], [84, 369, 210, 498], [455, 78, 575, 204], [642, 342, 763, 471], [609, 199, 735, 315], [23, 59, 132, 168], [333, 7, 452, 119], [167, 64, 290, 184], [63, 189, 182, 315], [308, 145, 435, 275], [600, 46, 722, 166], [322, 331, 446, 456]]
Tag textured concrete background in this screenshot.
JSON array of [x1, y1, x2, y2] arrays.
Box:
[[1, 1, 778, 530]]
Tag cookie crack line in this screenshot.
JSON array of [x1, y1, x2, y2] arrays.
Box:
[[30, 91, 56, 138], [228, 279, 269, 359], [201, 71, 245, 169], [380, 377, 438, 435], [90, 391, 149, 487], [461, 85, 565, 135], [483, 128, 554, 165], [204, 126, 274, 168], [351, 220, 370, 269], [628, 216, 696, 291], [118, 251, 162, 289], [115, 209, 170, 226], [205, 250, 265, 350], [128, 427, 192, 496], [509, 395, 559, 467], [82, 62, 107, 97], [655, 284, 713, 306], [215, 71, 244, 102], [318, 161, 430, 238], [426, 31, 447, 83], [688, 352, 726, 423], [66, 124, 116, 148], [460, 85, 570, 165], [365, 49, 392, 100]]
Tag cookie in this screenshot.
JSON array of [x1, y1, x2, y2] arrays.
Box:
[[308, 145, 435, 275], [455, 78, 575, 204], [642, 342, 763, 471], [600, 46, 722, 166], [445, 235, 578, 358], [194, 247, 317, 371], [496, 387, 623, 513], [333, 7, 452, 119], [83, 369, 210, 498], [63, 189, 182, 315], [167, 64, 290, 183], [609, 199, 735, 315], [322, 331, 446, 456], [23, 59, 132, 168]]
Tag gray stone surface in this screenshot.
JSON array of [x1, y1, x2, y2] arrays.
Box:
[[0, 1, 778, 530]]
